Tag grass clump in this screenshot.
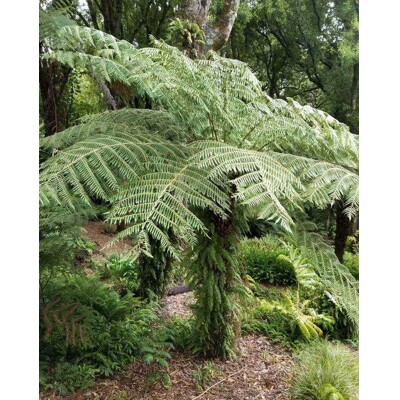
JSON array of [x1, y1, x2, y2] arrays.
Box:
[[291, 340, 358, 399]]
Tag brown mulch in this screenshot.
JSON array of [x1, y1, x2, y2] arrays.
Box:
[[41, 291, 294, 400], [160, 292, 195, 320], [81, 221, 133, 261]]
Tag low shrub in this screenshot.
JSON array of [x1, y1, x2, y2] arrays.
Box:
[[47, 363, 97, 396], [163, 317, 193, 351], [242, 287, 335, 348], [343, 252, 359, 280], [75, 236, 97, 260], [40, 274, 171, 394], [241, 288, 299, 349], [291, 340, 359, 400], [240, 236, 296, 285], [100, 254, 140, 295]]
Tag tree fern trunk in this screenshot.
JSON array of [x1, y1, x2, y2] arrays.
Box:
[[39, 57, 71, 136], [137, 237, 173, 300], [334, 203, 352, 263], [188, 201, 245, 358]]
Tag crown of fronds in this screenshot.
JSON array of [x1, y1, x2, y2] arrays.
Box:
[[40, 110, 316, 258], [40, 24, 359, 260]]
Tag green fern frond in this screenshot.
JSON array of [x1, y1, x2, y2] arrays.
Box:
[[41, 109, 186, 150], [289, 227, 359, 332], [40, 131, 188, 208], [190, 141, 304, 231], [106, 160, 230, 259]]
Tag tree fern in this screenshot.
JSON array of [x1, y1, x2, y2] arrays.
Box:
[[44, 25, 359, 166], [39, 23, 360, 355]]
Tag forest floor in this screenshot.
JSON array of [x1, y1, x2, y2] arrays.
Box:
[[41, 222, 294, 400]]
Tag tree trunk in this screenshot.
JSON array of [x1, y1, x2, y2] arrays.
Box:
[[180, 0, 241, 56], [334, 203, 352, 263], [100, 0, 123, 39], [39, 56, 71, 137]]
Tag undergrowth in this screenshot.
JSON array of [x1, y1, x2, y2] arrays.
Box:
[[39, 273, 171, 394], [240, 236, 297, 285]]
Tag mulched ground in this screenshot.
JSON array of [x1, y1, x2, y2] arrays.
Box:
[[160, 292, 195, 320], [61, 334, 293, 400], [41, 222, 294, 400], [82, 221, 133, 261], [41, 292, 293, 400]]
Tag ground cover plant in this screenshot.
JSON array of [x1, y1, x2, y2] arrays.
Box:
[[39, 1, 359, 398], [291, 340, 359, 400]]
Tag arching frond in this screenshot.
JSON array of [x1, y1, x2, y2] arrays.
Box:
[[40, 132, 188, 208], [190, 141, 304, 231], [41, 109, 186, 150], [270, 152, 359, 216], [106, 160, 230, 259]]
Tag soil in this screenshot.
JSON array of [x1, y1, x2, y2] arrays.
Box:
[[41, 290, 294, 400], [160, 291, 195, 320], [82, 221, 133, 261]]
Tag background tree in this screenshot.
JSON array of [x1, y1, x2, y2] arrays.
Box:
[[224, 0, 359, 134]]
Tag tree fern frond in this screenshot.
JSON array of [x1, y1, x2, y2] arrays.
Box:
[[288, 228, 359, 332], [189, 141, 303, 230], [106, 160, 230, 259], [40, 132, 189, 208], [41, 109, 186, 150]]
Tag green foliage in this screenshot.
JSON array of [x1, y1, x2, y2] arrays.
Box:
[[345, 232, 359, 254], [100, 253, 140, 295], [288, 227, 359, 335], [343, 252, 359, 280], [137, 238, 174, 300], [39, 24, 359, 360], [263, 294, 335, 341], [291, 340, 359, 400], [64, 70, 107, 125], [41, 362, 97, 396], [242, 290, 334, 347], [167, 18, 205, 58], [194, 361, 219, 392], [240, 237, 296, 285], [40, 274, 171, 394], [227, 0, 359, 133], [163, 317, 193, 352], [241, 291, 298, 349], [40, 25, 359, 259], [75, 236, 97, 260]]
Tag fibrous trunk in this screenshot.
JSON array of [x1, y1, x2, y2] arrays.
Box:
[[137, 239, 173, 300], [334, 203, 352, 263], [188, 205, 244, 358], [39, 57, 71, 136]]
